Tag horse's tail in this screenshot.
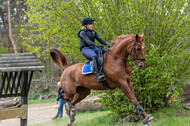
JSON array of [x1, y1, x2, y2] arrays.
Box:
[[50, 47, 68, 69]]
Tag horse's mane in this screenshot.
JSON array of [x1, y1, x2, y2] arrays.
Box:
[[110, 34, 135, 47]]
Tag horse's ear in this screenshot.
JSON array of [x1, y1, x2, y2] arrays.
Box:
[[135, 34, 139, 40], [139, 33, 144, 38]]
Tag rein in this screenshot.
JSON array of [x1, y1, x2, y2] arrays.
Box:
[[107, 51, 129, 61], [107, 39, 146, 62]]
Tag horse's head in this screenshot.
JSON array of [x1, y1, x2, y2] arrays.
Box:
[[128, 33, 145, 69]]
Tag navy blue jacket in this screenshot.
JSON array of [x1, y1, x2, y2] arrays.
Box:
[[56, 88, 64, 101]]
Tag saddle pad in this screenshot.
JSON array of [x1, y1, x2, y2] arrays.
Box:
[[82, 63, 93, 75]]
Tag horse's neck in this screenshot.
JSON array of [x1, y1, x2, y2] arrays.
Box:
[[111, 39, 132, 58], [106, 39, 133, 72]]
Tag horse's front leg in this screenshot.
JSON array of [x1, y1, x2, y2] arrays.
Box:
[[119, 80, 154, 125]]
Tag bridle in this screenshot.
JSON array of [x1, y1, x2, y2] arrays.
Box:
[[107, 39, 146, 62]]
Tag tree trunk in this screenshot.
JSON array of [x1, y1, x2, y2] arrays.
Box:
[[18, 0, 25, 25], [24, 0, 29, 12], [0, 7, 9, 37], [14, 0, 22, 24], [0, 31, 2, 43], [8, 0, 18, 53], [0, 98, 20, 108]]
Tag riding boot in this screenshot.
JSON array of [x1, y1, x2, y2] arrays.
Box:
[[91, 57, 106, 82]]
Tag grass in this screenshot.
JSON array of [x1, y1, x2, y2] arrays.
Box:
[[28, 97, 57, 104], [29, 104, 190, 126], [148, 104, 190, 126], [30, 110, 113, 126]]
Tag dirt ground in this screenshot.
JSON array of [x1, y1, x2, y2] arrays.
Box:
[[0, 96, 101, 126], [0, 102, 66, 126]]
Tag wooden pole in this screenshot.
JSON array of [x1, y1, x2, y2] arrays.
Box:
[[20, 71, 28, 126]]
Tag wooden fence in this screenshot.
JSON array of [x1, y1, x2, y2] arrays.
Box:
[[0, 53, 45, 126]]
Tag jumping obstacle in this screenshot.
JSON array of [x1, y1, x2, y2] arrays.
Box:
[[0, 53, 45, 126]]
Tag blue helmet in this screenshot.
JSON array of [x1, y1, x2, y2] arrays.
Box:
[[82, 17, 95, 26]]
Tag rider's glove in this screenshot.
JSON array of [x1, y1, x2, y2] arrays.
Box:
[[106, 44, 111, 48]]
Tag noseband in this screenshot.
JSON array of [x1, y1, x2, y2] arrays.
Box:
[[107, 39, 146, 62]]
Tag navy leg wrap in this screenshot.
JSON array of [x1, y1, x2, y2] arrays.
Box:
[[67, 101, 73, 107], [136, 104, 144, 116]]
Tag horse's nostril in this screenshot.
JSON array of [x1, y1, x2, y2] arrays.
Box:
[[139, 65, 144, 69]]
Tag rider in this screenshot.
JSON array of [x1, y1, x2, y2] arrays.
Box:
[[78, 17, 110, 82]]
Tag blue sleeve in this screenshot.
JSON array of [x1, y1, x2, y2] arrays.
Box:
[[57, 95, 62, 101]]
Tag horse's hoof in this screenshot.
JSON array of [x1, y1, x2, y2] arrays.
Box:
[[143, 114, 154, 125], [144, 122, 150, 126], [67, 120, 74, 126]]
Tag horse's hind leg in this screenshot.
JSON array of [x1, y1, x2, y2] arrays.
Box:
[[66, 101, 75, 126], [66, 86, 91, 126], [71, 86, 91, 105]]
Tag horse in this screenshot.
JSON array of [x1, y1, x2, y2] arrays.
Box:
[[50, 33, 154, 126]]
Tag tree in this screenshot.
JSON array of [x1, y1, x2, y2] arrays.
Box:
[[14, 0, 22, 24], [0, 0, 28, 53], [0, 6, 9, 37], [8, 0, 18, 53]]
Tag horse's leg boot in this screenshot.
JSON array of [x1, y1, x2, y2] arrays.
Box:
[[70, 108, 76, 118]]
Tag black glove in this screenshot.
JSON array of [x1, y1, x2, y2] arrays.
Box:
[[95, 44, 104, 49], [107, 44, 111, 48]]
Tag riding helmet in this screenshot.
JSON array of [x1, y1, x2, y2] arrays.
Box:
[[82, 17, 95, 26]]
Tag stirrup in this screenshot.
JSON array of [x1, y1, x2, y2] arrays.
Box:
[[97, 73, 106, 82]]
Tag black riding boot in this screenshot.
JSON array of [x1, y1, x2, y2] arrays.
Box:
[[91, 57, 106, 82]]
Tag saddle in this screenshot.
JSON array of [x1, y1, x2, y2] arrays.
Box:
[[81, 49, 113, 90], [82, 50, 105, 75]]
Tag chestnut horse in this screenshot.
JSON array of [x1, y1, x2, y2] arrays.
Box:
[[50, 33, 154, 126]]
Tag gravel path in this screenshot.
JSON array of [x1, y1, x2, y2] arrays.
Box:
[[0, 103, 66, 126]]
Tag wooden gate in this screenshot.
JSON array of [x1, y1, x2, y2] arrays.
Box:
[[0, 53, 45, 126]]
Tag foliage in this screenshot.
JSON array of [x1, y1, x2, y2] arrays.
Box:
[[22, 0, 190, 121], [0, 43, 11, 54]]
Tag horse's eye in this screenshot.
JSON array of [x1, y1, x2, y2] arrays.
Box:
[[137, 48, 141, 51]]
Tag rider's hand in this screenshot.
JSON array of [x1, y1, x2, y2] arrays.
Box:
[[107, 44, 111, 48]]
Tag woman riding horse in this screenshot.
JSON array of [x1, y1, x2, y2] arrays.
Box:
[[78, 17, 110, 82], [50, 32, 154, 126]]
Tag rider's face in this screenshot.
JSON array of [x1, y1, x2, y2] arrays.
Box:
[[86, 24, 93, 30]]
